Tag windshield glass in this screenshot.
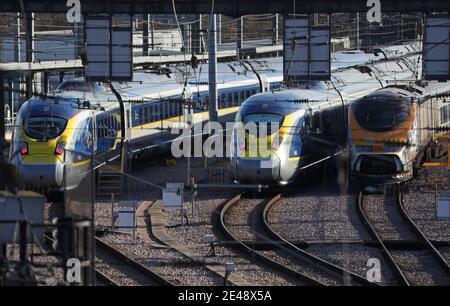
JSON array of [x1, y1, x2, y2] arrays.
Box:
[[366, 105, 396, 128], [243, 113, 283, 135], [353, 93, 411, 131], [24, 116, 67, 140]]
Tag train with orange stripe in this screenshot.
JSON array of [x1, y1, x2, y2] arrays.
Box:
[[230, 50, 422, 186], [348, 81, 450, 186]]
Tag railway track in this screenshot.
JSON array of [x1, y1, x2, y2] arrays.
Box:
[[95, 269, 119, 286], [357, 191, 450, 286], [218, 193, 375, 286], [262, 194, 377, 286], [95, 237, 175, 286]]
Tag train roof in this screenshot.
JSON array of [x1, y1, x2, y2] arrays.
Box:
[[17, 97, 84, 119]]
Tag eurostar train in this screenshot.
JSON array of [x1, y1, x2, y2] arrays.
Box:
[[230, 50, 421, 186], [10, 43, 418, 191], [348, 82, 450, 186]]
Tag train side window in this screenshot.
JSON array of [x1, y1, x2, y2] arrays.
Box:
[[156, 104, 161, 120], [233, 92, 239, 106], [143, 107, 148, 124], [134, 109, 139, 124], [162, 103, 166, 120], [240, 91, 245, 103], [220, 94, 226, 108], [226, 93, 231, 107], [167, 102, 172, 118], [177, 102, 182, 116], [172, 101, 176, 117], [104, 117, 109, 136], [139, 108, 144, 125], [447, 105, 450, 122], [246, 90, 251, 99], [441, 106, 447, 124], [105, 116, 110, 135], [98, 118, 103, 138], [252, 89, 257, 95], [171, 102, 175, 117], [149, 106, 154, 121]]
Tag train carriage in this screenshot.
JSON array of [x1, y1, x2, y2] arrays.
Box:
[[348, 82, 450, 186], [230, 52, 422, 186]]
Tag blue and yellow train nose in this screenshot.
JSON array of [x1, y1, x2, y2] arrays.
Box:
[[230, 132, 284, 184], [16, 138, 67, 189]]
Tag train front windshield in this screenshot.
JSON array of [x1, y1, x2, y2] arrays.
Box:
[[24, 116, 67, 140], [353, 94, 411, 131], [243, 113, 284, 135]]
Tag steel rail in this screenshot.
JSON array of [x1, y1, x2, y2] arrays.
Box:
[[356, 192, 410, 286], [218, 194, 325, 286], [95, 237, 175, 286], [262, 194, 378, 286]]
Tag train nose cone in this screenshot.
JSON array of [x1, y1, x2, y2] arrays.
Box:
[[232, 157, 281, 183], [17, 162, 64, 188]]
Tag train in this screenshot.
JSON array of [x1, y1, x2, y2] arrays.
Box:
[[10, 56, 286, 191], [348, 82, 450, 186], [10, 42, 419, 191], [230, 47, 421, 186]]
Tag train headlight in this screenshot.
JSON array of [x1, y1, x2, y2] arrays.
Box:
[[54, 141, 66, 155], [19, 142, 29, 155], [272, 137, 283, 151]]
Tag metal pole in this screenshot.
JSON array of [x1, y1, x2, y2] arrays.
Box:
[[237, 16, 243, 50], [44, 72, 49, 95], [73, 17, 83, 59], [19, 221, 28, 262], [143, 14, 149, 56], [111, 193, 115, 229], [217, 14, 221, 45], [208, 14, 218, 123], [182, 23, 191, 53], [448, 138, 450, 190], [90, 149, 96, 286], [8, 80, 13, 116], [192, 14, 203, 54], [356, 13, 360, 49], [0, 244, 6, 258], [150, 15, 155, 51], [25, 12, 34, 99], [0, 73, 5, 191], [13, 13, 21, 113], [272, 14, 279, 45], [133, 201, 136, 240], [14, 13, 21, 62]]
